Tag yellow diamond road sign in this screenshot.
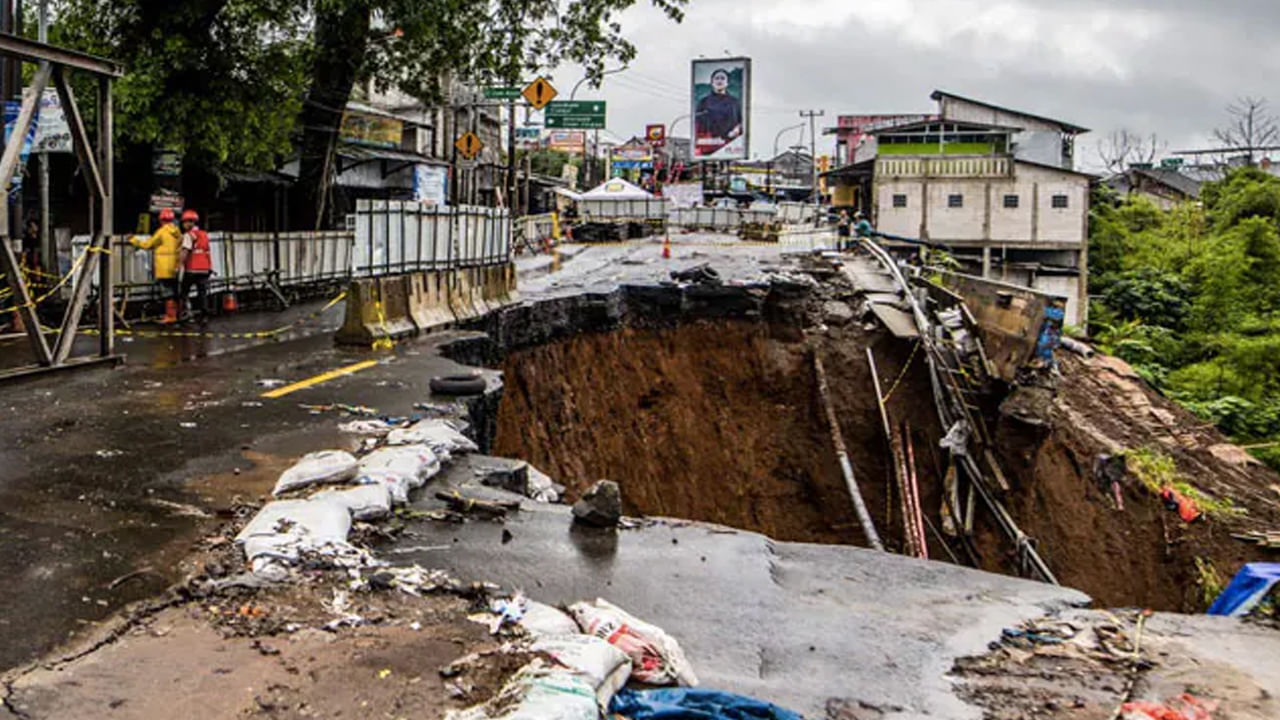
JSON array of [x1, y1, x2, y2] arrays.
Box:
[[455, 131, 483, 159], [522, 76, 557, 110]]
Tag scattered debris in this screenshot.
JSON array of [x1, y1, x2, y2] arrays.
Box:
[[670, 263, 721, 286], [338, 419, 398, 436], [477, 461, 562, 503], [821, 300, 854, 326], [386, 418, 479, 457], [1207, 562, 1280, 616], [611, 688, 803, 720], [255, 378, 286, 388], [572, 480, 621, 528], [1121, 694, 1217, 720], [436, 490, 519, 519], [94, 449, 123, 458], [1230, 530, 1280, 549]]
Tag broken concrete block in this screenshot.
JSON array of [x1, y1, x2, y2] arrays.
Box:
[[573, 481, 622, 528], [822, 300, 854, 326]]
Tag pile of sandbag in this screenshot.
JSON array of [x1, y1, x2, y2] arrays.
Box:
[[236, 419, 478, 578], [448, 597, 699, 720]]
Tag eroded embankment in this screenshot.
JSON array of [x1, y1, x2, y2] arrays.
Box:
[[493, 321, 857, 544], [464, 261, 1280, 612]]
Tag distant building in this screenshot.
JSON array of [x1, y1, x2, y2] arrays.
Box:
[[825, 90, 1093, 325], [1106, 165, 1202, 210]]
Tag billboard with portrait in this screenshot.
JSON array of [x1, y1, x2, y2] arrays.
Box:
[[691, 57, 750, 161]]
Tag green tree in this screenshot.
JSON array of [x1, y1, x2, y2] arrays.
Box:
[[292, 0, 687, 229]]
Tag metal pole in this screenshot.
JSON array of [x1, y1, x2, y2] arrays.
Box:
[[38, 0, 49, 271], [98, 75, 113, 357], [507, 96, 516, 213]]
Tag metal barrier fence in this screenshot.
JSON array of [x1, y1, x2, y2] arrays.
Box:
[[520, 213, 557, 243], [579, 198, 670, 220], [69, 201, 510, 302], [775, 202, 819, 224], [352, 200, 510, 275], [667, 207, 778, 230]]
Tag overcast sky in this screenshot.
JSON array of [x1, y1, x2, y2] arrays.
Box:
[[543, 0, 1280, 170]]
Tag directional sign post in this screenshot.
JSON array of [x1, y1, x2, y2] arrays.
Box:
[[483, 86, 521, 100], [545, 101, 607, 130], [455, 131, 483, 160], [522, 77, 558, 110]]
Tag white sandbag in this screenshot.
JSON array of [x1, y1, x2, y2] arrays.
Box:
[[569, 598, 699, 687], [532, 634, 631, 708], [445, 660, 598, 720], [387, 419, 478, 456], [273, 450, 359, 496], [358, 444, 441, 489], [338, 419, 396, 436], [355, 469, 415, 504], [311, 483, 393, 521], [236, 498, 352, 565], [519, 601, 580, 638]]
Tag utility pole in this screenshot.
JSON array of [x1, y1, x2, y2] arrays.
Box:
[[800, 109, 824, 225], [507, 95, 516, 213]]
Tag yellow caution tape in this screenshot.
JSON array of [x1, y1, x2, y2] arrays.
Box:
[[74, 289, 349, 340]]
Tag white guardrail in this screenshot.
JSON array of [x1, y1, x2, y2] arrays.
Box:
[[71, 200, 511, 301]]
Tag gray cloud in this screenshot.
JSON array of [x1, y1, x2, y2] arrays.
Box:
[[544, 0, 1279, 171]]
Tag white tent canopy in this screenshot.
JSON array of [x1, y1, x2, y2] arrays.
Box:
[[578, 178, 653, 201]]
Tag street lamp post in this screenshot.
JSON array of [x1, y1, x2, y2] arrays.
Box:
[[771, 123, 805, 198], [571, 67, 627, 187]]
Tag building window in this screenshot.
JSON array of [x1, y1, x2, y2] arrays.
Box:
[[1052, 194, 1069, 209], [947, 194, 963, 208], [892, 194, 908, 208], [1003, 194, 1019, 209]]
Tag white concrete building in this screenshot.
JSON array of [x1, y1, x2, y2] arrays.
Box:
[[866, 92, 1093, 325]]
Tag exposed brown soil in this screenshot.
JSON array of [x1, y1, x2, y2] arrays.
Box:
[[494, 320, 876, 545], [493, 316, 950, 553], [491, 305, 1280, 613], [990, 354, 1280, 612]]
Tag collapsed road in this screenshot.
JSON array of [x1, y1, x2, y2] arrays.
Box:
[[1, 234, 1278, 719]]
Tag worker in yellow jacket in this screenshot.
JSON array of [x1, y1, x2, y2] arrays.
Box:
[[129, 208, 182, 323]]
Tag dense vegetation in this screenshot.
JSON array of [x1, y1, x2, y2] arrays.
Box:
[[43, 0, 684, 227], [1089, 167, 1280, 468]]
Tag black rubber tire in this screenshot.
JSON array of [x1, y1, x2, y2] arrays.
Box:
[[430, 374, 487, 396]]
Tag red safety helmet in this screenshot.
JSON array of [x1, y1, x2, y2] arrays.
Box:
[[158, 208, 176, 222], [181, 209, 199, 223]]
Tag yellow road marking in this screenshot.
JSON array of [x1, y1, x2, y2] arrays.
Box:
[[261, 359, 380, 399]]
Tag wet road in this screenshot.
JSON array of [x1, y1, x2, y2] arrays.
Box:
[[399, 457, 1088, 719], [0, 305, 488, 670]]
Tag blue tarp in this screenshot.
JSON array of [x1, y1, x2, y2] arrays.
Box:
[[1207, 562, 1280, 616], [610, 688, 804, 720]]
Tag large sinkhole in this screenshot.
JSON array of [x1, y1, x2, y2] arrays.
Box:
[[492, 318, 941, 550]]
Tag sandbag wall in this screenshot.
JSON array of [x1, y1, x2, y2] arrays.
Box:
[[337, 200, 517, 346]]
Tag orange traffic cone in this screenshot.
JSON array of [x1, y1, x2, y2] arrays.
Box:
[[222, 291, 239, 313], [162, 299, 179, 324], [662, 235, 671, 259]]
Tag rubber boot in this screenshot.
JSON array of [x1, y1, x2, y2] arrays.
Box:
[[162, 299, 179, 325]]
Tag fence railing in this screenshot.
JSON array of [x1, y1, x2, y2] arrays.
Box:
[[579, 198, 671, 220], [70, 201, 511, 302]]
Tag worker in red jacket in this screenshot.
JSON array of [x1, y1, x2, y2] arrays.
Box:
[[178, 209, 212, 321]]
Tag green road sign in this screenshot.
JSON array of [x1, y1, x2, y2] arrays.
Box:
[[483, 86, 521, 100], [544, 100, 606, 129]]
